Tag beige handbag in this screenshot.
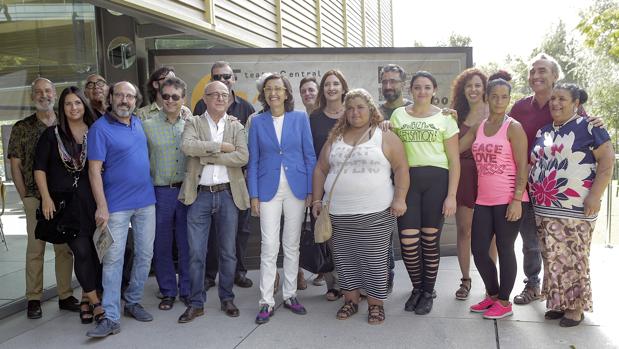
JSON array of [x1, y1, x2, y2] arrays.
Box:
[[314, 127, 372, 243]]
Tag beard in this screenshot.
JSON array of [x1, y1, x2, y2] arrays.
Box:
[[34, 99, 54, 112], [382, 89, 401, 103], [113, 103, 134, 118]]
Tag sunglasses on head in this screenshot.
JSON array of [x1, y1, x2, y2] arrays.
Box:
[[212, 74, 233, 81], [161, 94, 182, 101]]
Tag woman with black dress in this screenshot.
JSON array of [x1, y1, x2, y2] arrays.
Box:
[[34, 86, 102, 324]]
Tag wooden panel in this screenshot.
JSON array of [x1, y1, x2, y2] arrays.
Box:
[[213, 0, 278, 47], [281, 0, 318, 47], [364, 0, 379, 46], [320, 0, 344, 47], [346, 0, 362, 47], [380, 0, 392, 46]]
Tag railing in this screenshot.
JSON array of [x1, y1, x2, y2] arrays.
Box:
[[606, 154, 619, 247]]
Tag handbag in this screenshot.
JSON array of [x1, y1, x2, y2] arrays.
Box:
[[314, 127, 373, 243], [35, 191, 80, 244], [299, 208, 334, 274]]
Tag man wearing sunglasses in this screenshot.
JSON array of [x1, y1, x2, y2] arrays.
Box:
[[142, 77, 191, 313], [136, 66, 192, 121], [84, 74, 109, 118], [193, 61, 256, 290]]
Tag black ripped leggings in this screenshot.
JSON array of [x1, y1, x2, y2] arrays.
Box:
[[398, 166, 448, 293], [471, 203, 523, 300]]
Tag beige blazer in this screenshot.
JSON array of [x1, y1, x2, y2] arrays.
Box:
[[178, 114, 250, 210]]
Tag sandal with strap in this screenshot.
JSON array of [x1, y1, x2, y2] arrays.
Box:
[[455, 278, 472, 300], [159, 296, 175, 311], [336, 300, 359, 320], [92, 302, 105, 323], [326, 289, 342, 301], [545, 309, 565, 320], [368, 304, 385, 325], [80, 301, 93, 324]]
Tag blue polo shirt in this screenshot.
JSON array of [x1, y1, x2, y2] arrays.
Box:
[[88, 113, 156, 213]]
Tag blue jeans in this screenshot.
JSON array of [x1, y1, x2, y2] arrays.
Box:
[[519, 201, 541, 287], [102, 205, 156, 322], [153, 187, 190, 298], [187, 189, 238, 308]]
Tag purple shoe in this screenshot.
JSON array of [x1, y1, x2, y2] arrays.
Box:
[[255, 304, 274, 324], [284, 297, 307, 315]]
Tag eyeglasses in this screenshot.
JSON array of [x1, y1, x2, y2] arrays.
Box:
[[381, 79, 402, 86], [205, 92, 229, 100], [212, 74, 233, 81], [162, 94, 182, 101], [85, 80, 107, 89], [113, 93, 136, 101], [263, 87, 287, 94]]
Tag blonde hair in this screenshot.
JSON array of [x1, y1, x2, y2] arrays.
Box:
[[326, 88, 384, 145]]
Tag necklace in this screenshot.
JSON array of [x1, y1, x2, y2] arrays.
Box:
[[55, 126, 88, 188], [324, 107, 344, 117], [552, 113, 579, 131]]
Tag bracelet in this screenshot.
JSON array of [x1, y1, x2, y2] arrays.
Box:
[[312, 200, 322, 204], [512, 197, 522, 202]]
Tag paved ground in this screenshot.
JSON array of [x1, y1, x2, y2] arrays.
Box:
[[0, 245, 617, 349]]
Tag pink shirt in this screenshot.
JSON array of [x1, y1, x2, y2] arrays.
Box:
[[472, 117, 529, 206]]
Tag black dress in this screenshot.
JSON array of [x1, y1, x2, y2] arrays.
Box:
[[33, 126, 100, 293]]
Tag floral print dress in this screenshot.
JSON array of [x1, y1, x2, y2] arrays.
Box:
[[528, 116, 610, 312]]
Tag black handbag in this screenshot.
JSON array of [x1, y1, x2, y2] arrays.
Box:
[[299, 208, 334, 274], [35, 192, 80, 244]]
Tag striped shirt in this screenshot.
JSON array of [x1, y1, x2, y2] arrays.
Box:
[[142, 111, 186, 186]]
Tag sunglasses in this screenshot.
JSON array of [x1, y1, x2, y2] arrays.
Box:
[[162, 94, 182, 101], [212, 74, 233, 81]]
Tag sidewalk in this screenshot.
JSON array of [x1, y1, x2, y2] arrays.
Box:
[[0, 244, 617, 349]]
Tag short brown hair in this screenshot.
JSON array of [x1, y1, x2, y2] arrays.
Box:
[[258, 73, 295, 112]]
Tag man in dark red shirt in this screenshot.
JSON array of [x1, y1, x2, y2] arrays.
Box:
[[509, 53, 589, 305]]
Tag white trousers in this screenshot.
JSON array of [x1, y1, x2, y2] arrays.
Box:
[[258, 178, 305, 307]]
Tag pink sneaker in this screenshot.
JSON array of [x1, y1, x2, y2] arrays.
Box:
[[470, 297, 495, 313], [483, 301, 513, 319]]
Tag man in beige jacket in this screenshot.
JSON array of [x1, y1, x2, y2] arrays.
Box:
[[177, 81, 250, 323]]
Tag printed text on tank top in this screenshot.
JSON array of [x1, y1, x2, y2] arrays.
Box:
[[472, 115, 508, 176]]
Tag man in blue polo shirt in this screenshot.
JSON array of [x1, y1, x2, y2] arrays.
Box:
[[86, 81, 156, 338]]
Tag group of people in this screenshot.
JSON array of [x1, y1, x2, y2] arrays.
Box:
[[7, 52, 613, 339]]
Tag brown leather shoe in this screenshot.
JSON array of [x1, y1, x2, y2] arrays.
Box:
[[220, 300, 240, 317], [178, 306, 204, 323]]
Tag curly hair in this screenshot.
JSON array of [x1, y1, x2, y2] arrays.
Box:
[[326, 88, 384, 145], [316, 69, 349, 111], [449, 68, 488, 126], [145, 66, 175, 103]]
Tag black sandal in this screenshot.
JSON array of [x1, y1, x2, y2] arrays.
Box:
[[368, 304, 385, 325], [544, 309, 564, 320], [455, 278, 471, 300], [326, 289, 342, 301], [559, 313, 584, 327], [80, 301, 93, 324], [159, 296, 175, 311], [336, 300, 358, 320], [92, 302, 105, 323]]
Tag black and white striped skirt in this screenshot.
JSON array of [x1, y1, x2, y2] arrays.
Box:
[[330, 208, 395, 300]]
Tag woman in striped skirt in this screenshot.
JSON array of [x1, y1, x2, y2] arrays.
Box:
[[312, 89, 409, 324]]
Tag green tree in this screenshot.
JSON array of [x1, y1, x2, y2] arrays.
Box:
[[531, 20, 587, 86], [578, 0, 619, 62], [437, 33, 472, 47]]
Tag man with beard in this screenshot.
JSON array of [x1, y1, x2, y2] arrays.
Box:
[[379, 64, 412, 120], [86, 81, 156, 338], [84, 74, 109, 118], [194, 61, 255, 290], [136, 66, 192, 121], [8, 77, 79, 319]]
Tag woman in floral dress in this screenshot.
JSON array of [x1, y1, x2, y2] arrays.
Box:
[[528, 83, 614, 327]]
